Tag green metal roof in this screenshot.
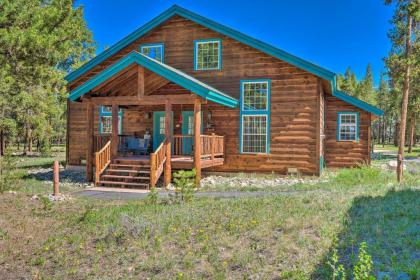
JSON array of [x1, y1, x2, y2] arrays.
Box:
[[68, 51, 238, 108], [66, 5, 383, 116]]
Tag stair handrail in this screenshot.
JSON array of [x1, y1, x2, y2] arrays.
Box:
[[95, 140, 112, 185], [150, 139, 166, 188]]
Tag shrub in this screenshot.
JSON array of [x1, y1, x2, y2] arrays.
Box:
[[146, 186, 159, 205], [328, 237, 346, 280], [0, 150, 18, 193], [173, 169, 196, 203], [353, 242, 374, 280]]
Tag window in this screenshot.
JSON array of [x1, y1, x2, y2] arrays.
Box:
[[337, 112, 359, 141], [194, 39, 221, 70], [140, 43, 164, 62], [242, 115, 267, 153], [159, 116, 165, 134], [242, 81, 269, 111], [99, 106, 122, 134], [240, 80, 270, 154]]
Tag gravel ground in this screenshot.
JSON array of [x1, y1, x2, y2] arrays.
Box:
[[27, 167, 93, 189], [200, 174, 325, 191]]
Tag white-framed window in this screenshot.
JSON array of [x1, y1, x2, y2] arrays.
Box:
[[337, 112, 359, 141], [140, 43, 164, 62], [242, 81, 269, 111], [194, 39, 221, 70], [99, 106, 122, 135], [240, 80, 270, 154], [159, 116, 165, 135], [242, 115, 268, 153]]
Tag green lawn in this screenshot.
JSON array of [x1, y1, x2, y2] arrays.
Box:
[[0, 148, 419, 279]]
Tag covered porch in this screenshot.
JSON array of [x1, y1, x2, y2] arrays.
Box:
[[68, 51, 237, 188]]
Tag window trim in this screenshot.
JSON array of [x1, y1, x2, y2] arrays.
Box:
[[99, 106, 123, 135], [140, 42, 165, 63], [239, 79, 271, 154], [194, 38, 222, 71], [336, 112, 359, 142]]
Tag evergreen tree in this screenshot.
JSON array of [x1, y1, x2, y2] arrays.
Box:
[[0, 0, 95, 154], [384, 0, 419, 182]]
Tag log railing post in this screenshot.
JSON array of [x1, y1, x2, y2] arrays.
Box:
[[194, 98, 202, 186], [211, 133, 215, 164], [164, 99, 172, 186], [150, 153, 157, 188]]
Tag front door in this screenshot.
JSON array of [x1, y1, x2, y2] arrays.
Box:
[[153, 111, 173, 151], [181, 111, 203, 155]]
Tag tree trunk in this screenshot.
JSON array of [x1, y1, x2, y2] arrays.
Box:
[[382, 118, 386, 147], [397, 14, 412, 183], [394, 122, 399, 147], [28, 129, 33, 153], [408, 112, 415, 153], [0, 130, 4, 156]]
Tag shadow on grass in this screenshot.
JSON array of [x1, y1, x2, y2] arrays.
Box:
[[24, 168, 87, 184], [311, 189, 419, 279]]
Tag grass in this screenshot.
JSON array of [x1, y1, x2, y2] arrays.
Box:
[[0, 147, 419, 279]]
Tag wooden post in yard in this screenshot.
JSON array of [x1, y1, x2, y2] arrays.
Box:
[[194, 98, 202, 186], [164, 99, 172, 186], [53, 160, 59, 196]]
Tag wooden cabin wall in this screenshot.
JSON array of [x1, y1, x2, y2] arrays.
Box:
[[67, 15, 323, 174], [67, 101, 87, 165], [324, 95, 371, 167]]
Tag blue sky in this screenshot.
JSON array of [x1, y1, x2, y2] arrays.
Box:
[[78, 0, 394, 85]]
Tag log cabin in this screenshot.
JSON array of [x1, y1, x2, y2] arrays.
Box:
[[65, 5, 384, 188]]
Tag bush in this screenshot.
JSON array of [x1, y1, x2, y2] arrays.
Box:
[[173, 169, 196, 203], [0, 150, 18, 193]]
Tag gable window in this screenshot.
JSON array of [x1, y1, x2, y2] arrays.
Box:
[[194, 39, 221, 70], [140, 43, 164, 62], [337, 112, 359, 141], [240, 80, 270, 154], [99, 106, 123, 135]]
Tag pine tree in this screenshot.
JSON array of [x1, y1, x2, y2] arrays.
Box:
[[384, 0, 419, 182], [0, 0, 95, 154]]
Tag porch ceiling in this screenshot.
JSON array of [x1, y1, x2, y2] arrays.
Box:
[[68, 51, 238, 108]]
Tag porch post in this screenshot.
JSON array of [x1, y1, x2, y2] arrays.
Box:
[[194, 98, 202, 186], [111, 103, 119, 158], [164, 99, 172, 186], [86, 102, 94, 181]]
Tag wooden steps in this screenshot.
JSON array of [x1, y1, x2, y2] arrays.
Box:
[[97, 158, 152, 189]]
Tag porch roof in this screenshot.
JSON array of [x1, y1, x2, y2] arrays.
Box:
[[68, 51, 238, 108]]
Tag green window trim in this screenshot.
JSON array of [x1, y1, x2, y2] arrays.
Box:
[[140, 43, 164, 63], [239, 79, 271, 154], [337, 112, 359, 142], [194, 38, 222, 70], [99, 106, 123, 135]]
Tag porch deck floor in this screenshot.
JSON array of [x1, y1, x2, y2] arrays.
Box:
[[114, 155, 224, 169]]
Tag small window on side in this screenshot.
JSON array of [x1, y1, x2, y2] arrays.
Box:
[[140, 43, 164, 63], [337, 112, 359, 141]]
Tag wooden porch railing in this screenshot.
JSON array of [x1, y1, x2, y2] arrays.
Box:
[[172, 134, 225, 160], [150, 139, 166, 188], [94, 140, 111, 184], [173, 134, 193, 156], [200, 134, 224, 160]]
